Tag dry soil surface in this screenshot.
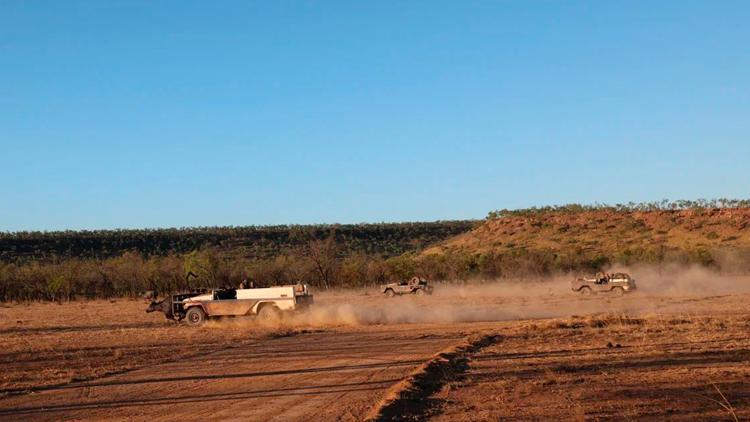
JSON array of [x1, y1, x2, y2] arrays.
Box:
[[1, 278, 749, 421]]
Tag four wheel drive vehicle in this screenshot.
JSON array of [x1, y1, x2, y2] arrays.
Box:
[[147, 284, 314, 326], [571, 272, 637, 296], [381, 277, 433, 297]]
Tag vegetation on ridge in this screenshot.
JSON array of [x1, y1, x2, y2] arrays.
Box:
[[487, 198, 750, 219], [2, 200, 750, 302]]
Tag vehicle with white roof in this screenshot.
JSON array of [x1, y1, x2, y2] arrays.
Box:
[[147, 284, 314, 326]]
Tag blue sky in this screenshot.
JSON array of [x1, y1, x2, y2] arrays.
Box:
[[1, 1, 749, 231]]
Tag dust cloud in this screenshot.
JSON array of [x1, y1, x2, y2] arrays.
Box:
[[609, 263, 750, 296], [206, 267, 750, 329], [281, 266, 750, 328]]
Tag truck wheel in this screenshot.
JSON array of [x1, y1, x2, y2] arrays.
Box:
[[258, 305, 281, 326], [579, 286, 592, 296], [611, 286, 625, 296], [185, 307, 206, 326], [384, 289, 395, 298], [414, 288, 425, 296]]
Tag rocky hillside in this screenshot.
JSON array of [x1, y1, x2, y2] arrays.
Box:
[[425, 208, 750, 268]]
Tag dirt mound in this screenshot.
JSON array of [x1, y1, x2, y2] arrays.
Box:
[[365, 334, 501, 421]]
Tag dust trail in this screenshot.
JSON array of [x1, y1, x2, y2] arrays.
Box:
[[607, 264, 750, 296], [287, 268, 750, 327], [208, 268, 750, 329]]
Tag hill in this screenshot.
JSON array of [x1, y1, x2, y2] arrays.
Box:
[[4, 202, 750, 302], [424, 207, 750, 270]]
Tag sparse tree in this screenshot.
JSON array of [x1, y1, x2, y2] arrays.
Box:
[[306, 231, 339, 289]]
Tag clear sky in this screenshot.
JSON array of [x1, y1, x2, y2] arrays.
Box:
[[1, 1, 749, 231]]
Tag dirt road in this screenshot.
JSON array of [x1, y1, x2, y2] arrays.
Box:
[[0, 326, 469, 421]]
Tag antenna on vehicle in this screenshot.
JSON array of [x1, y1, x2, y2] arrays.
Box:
[[186, 271, 198, 290]]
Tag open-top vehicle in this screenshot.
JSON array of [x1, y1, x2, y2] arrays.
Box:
[[571, 272, 637, 296], [381, 277, 433, 297], [147, 284, 313, 326]]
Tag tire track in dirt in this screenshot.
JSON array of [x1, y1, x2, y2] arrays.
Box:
[[0, 332, 290, 397], [365, 334, 502, 421], [0, 327, 466, 421]]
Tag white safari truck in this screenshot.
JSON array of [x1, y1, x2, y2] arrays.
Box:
[[157, 284, 314, 326]]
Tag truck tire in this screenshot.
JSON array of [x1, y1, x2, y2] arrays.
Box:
[[185, 307, 206, 326], [384, 289, 395, 298], [414, 288, 425, 296], [258, 305, 281, 326], [579, 286, 592, 296], [611, 286, 625, 296]]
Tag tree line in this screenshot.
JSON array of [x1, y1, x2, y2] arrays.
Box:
[[0, 221, 477, 263], [487, 199, 750, 219], [2, 235, 748, 302]]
